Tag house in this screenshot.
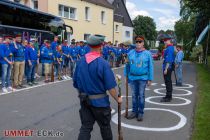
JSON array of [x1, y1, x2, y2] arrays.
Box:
[[108, 0, 134, 44]]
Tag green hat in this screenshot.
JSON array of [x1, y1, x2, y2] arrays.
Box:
[[87, 35, 105, 47]]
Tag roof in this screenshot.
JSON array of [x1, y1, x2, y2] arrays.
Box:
[[112, 0, 133, 27], [82, 0, 114, 9]]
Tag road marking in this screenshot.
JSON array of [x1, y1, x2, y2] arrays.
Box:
[[161, 83, 194, 89], [111, 109, 116, 114], [0, 79, 72, 96], [0, 66, 125, 96], [145, 96, 191, 106], [112, 108, 187, 132], [151, 83, 158, 86], [154, 88, 192, 96]]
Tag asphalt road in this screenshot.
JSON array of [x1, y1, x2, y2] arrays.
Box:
[[0, 61, 197, 140]]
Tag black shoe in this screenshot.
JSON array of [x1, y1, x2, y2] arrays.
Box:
[[160, 97, 172, 102], [27, 82, 33, 86], [176, 83, 183, 86], [137, 114, 143, 121], [19, 85, 26, 88], [127, 112, 137, 120], [32, 81, 38, 85]]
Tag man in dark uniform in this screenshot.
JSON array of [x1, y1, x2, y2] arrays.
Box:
[[73, 35, 122, 140], [161, 35, 175, 102]]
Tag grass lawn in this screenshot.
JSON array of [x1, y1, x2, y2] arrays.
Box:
[[192, 64, 210, 140]]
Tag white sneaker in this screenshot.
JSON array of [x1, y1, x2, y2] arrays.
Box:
[[66, 75, 71, 79], [7, 87, 16, 92], [2, 88, 8, 94], [63, 76, 67, 80], [35, 73, 41, 78]]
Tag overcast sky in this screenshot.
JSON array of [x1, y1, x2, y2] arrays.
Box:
[[126, 0, 181, 31]]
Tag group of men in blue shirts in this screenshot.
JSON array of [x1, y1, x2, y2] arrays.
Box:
[[0, 34, 133, 94], [102, 42, 131, 67]]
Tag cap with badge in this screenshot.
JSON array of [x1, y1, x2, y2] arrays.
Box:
[[87, 34, 105, 47], [162, 34, 172, 41]]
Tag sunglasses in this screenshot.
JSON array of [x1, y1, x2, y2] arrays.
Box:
[[136, 40, 143, 44]]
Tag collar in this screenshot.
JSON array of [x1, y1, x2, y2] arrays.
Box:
[[85, 51, 101, 64], [135, 48, 145, 53], [166, 44, 173, 47]]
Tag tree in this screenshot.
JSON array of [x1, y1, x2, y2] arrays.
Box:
[[174, 18, 195, 60], [133, 15, 157, 49], [178, 0, 210, 62]]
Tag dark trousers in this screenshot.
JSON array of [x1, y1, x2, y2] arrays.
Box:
[[164, 68, 173, 99], [78, 100, 113, 140]]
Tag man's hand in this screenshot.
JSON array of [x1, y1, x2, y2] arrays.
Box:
[[164, 69, 168, 75], [147, 80, 152, 86], [118, 97, 123, 104], [29, 61, 32, 66], [8, 61, 13, 65], [175, 64, 178, 68]]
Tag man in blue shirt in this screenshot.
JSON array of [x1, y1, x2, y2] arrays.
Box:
[[161, 35, 175, 102], [69, 44, 78, 77], [51, 36, 58, 55], [125, 36, 154, 121], [62, 40, 70, 80], [13, 35, 26, 89], [25, 40, 39, 86], [73, 35, 122, 140], [175, 45, 184, 86], [41, 41, 53, 83], [0, 37, 15, 93]]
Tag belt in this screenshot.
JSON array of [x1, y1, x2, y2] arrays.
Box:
[[15, 56, 24, 58], [80, 93, 107, 99], [130, 73, 148, 76]]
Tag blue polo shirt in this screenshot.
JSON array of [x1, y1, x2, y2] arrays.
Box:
[[13, 43, 25, 62], [175, 50, 184, 64], [73, 57, 117, 107], [79, 46, 86, 57], [0, 43, 14, 64], [70, 47, 78, 61], [25, 47, 38, 64], [51, 41, 58, 53], [163, 45, 175, 70]]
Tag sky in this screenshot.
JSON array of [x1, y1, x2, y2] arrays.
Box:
[[126, 0, 181, 31]]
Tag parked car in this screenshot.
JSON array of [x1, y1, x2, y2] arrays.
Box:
[[150, 49, 161, 60]]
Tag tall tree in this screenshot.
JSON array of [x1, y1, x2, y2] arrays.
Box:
[[133, 15, 157, 49]]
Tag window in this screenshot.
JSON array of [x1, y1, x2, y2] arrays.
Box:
[[59, 5, 63, 17], [64, 6, 69, 18], [32, 0, 38, 10], [115, 25, 119, 32], [70, 8, 76, 19], [85, 7, 90, 20], [58, 5, 77, 20], [126, 31, 130, 37], [84, 34, 91, 41], [117, 3, 120, 8], [101, 11, 105, 24]]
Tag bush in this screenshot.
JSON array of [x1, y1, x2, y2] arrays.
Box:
[[190, 45, 203, 62]]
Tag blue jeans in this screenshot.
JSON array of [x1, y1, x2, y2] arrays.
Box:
[[130, 80, 147, 115], [175, 63, 183, 84], [1, 64, 12, 88], [26, 62, 36, 83]]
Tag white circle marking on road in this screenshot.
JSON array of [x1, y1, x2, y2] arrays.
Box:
[[111, 109, 116, 114], [145, 96, 191, 106], [154, 88, 192, 96], [112, 108, 187, 132], [161, 83, 194, 89]]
